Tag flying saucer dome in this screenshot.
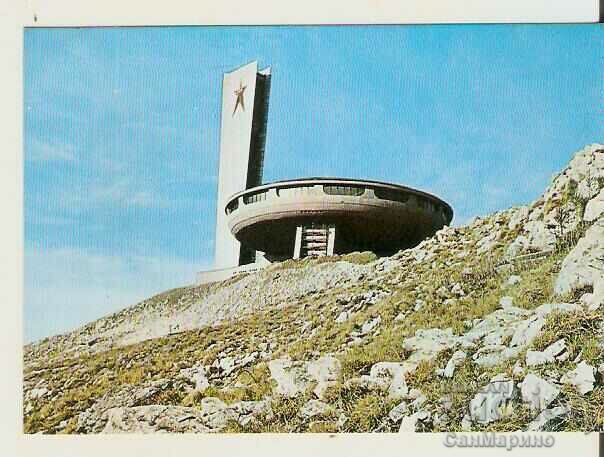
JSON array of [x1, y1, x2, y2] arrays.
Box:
[[224, 177, 453, 259]]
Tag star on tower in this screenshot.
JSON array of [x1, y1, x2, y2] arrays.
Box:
[[233, 81, 247, 116]]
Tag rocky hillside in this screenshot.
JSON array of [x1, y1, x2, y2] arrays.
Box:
[[23, 144, 604, 434]]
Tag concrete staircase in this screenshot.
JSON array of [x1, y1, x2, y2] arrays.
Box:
[[294, 224, 336, 259]]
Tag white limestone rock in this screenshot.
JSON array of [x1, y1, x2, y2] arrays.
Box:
[[505, 303, 578, 351], [477, 234, 498, 254], [526, 339, 567, 367], [560, 361, 596, 395], [388, 401, 409, 423], [299, 400, 333, 419], [409, 393, 427, 411], [508, 207, 529, 231], [505, 275, 522, 287], [505, 235, 529, 258], [580, 279, 604, 311], [519, 374, 560, 412], [469, 374, 516, 424], [267, 358, 312, 397], [360, 316, 381, 335], [584, 188, 604, 222], [499, 296, 514, 309], [394, 311, 407, 322], [196, 397, 239, 430], [369, 362, 409, 400], [403, 327, 460, 368], [508, 315, 546, 349], [472, 345, 522, 367], [525, 220, 557, 252], [179, 364, 210, 392], [335, 311, 350, 323], [230, 399, 273, 426], [512, 361, 525, 377], [398, 411, 430, 433], [555, 217, 604, 296], [451, 283, 466, 297], [101, 405, 212, 433], [461, 306, 530, 348], [442, 350, 466, 378], [347, 361, 409, 400], [526, 406, 570, 431], [461, 414, 473, 431], [306, 355, 341, 400]]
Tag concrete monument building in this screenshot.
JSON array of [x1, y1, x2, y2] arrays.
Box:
[[214, 61, 271, 270], [198, 62, 453, 284]]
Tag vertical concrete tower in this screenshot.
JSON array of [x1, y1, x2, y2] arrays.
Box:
[[214, 61, 271, 269]]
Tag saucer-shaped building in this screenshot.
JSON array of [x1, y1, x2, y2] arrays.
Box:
[[197, 61, 453, 284], [225, 177, 452, 261]]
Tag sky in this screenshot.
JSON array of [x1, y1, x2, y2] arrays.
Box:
[[24, 25, 603, 343]]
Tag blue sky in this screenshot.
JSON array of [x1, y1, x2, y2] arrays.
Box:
[[24, 25, 602, 342]]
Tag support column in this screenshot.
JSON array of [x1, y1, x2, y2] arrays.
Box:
[[293, 225, 303, 259], [327, 226, 336, 256]]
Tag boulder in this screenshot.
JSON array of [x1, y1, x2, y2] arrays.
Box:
[[508, 315, 546, 349], [526, 406, 570, 431], [507, 303, 579, 349], [388, 401, 409, 422], [584, 188, 604, 222], [335, 311, 350, 323], [347, 362, 409, 400], [196, 397, 238, 430], [451, 283, 465, 297], [526, 339, 567, 367], [306, 355, 341, 399], [76, 379, 175, 433], [442, 350, 467, 378], [508, 207, 529, 231], [505, 235, 529, 258], [524, 220, 556, 252], [414, 299, 425, 312], [29, 387, 49, 400], [555, 218, 604, 296], [403, 328, 460, 367], [398, 411, 430, 432], [368, 362, 409, 400], [179, 364, 210, 392], [560, 361, 596, 395], [267, 358, 312, 397], [100, 397, 271, 433], [360, 316, 381, 335], [268, 356, 341, 400], [580, 279, 604, 310], [299, 400, 333, 419], [229, 399, 273, 426], [469, 374, 515, 424], [499, 296, 514, 309], [519, 374, 560, 412], [101, 405, 212, 433], [512, 361, 525, 377]]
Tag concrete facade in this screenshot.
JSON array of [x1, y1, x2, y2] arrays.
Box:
[[225, 178, 453, 259], [214, 62, 271, 270]]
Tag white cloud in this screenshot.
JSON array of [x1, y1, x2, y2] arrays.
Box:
[[57, 179, 174, 210], [27, 139, 77, 162], [24, 246, 210, 343]]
